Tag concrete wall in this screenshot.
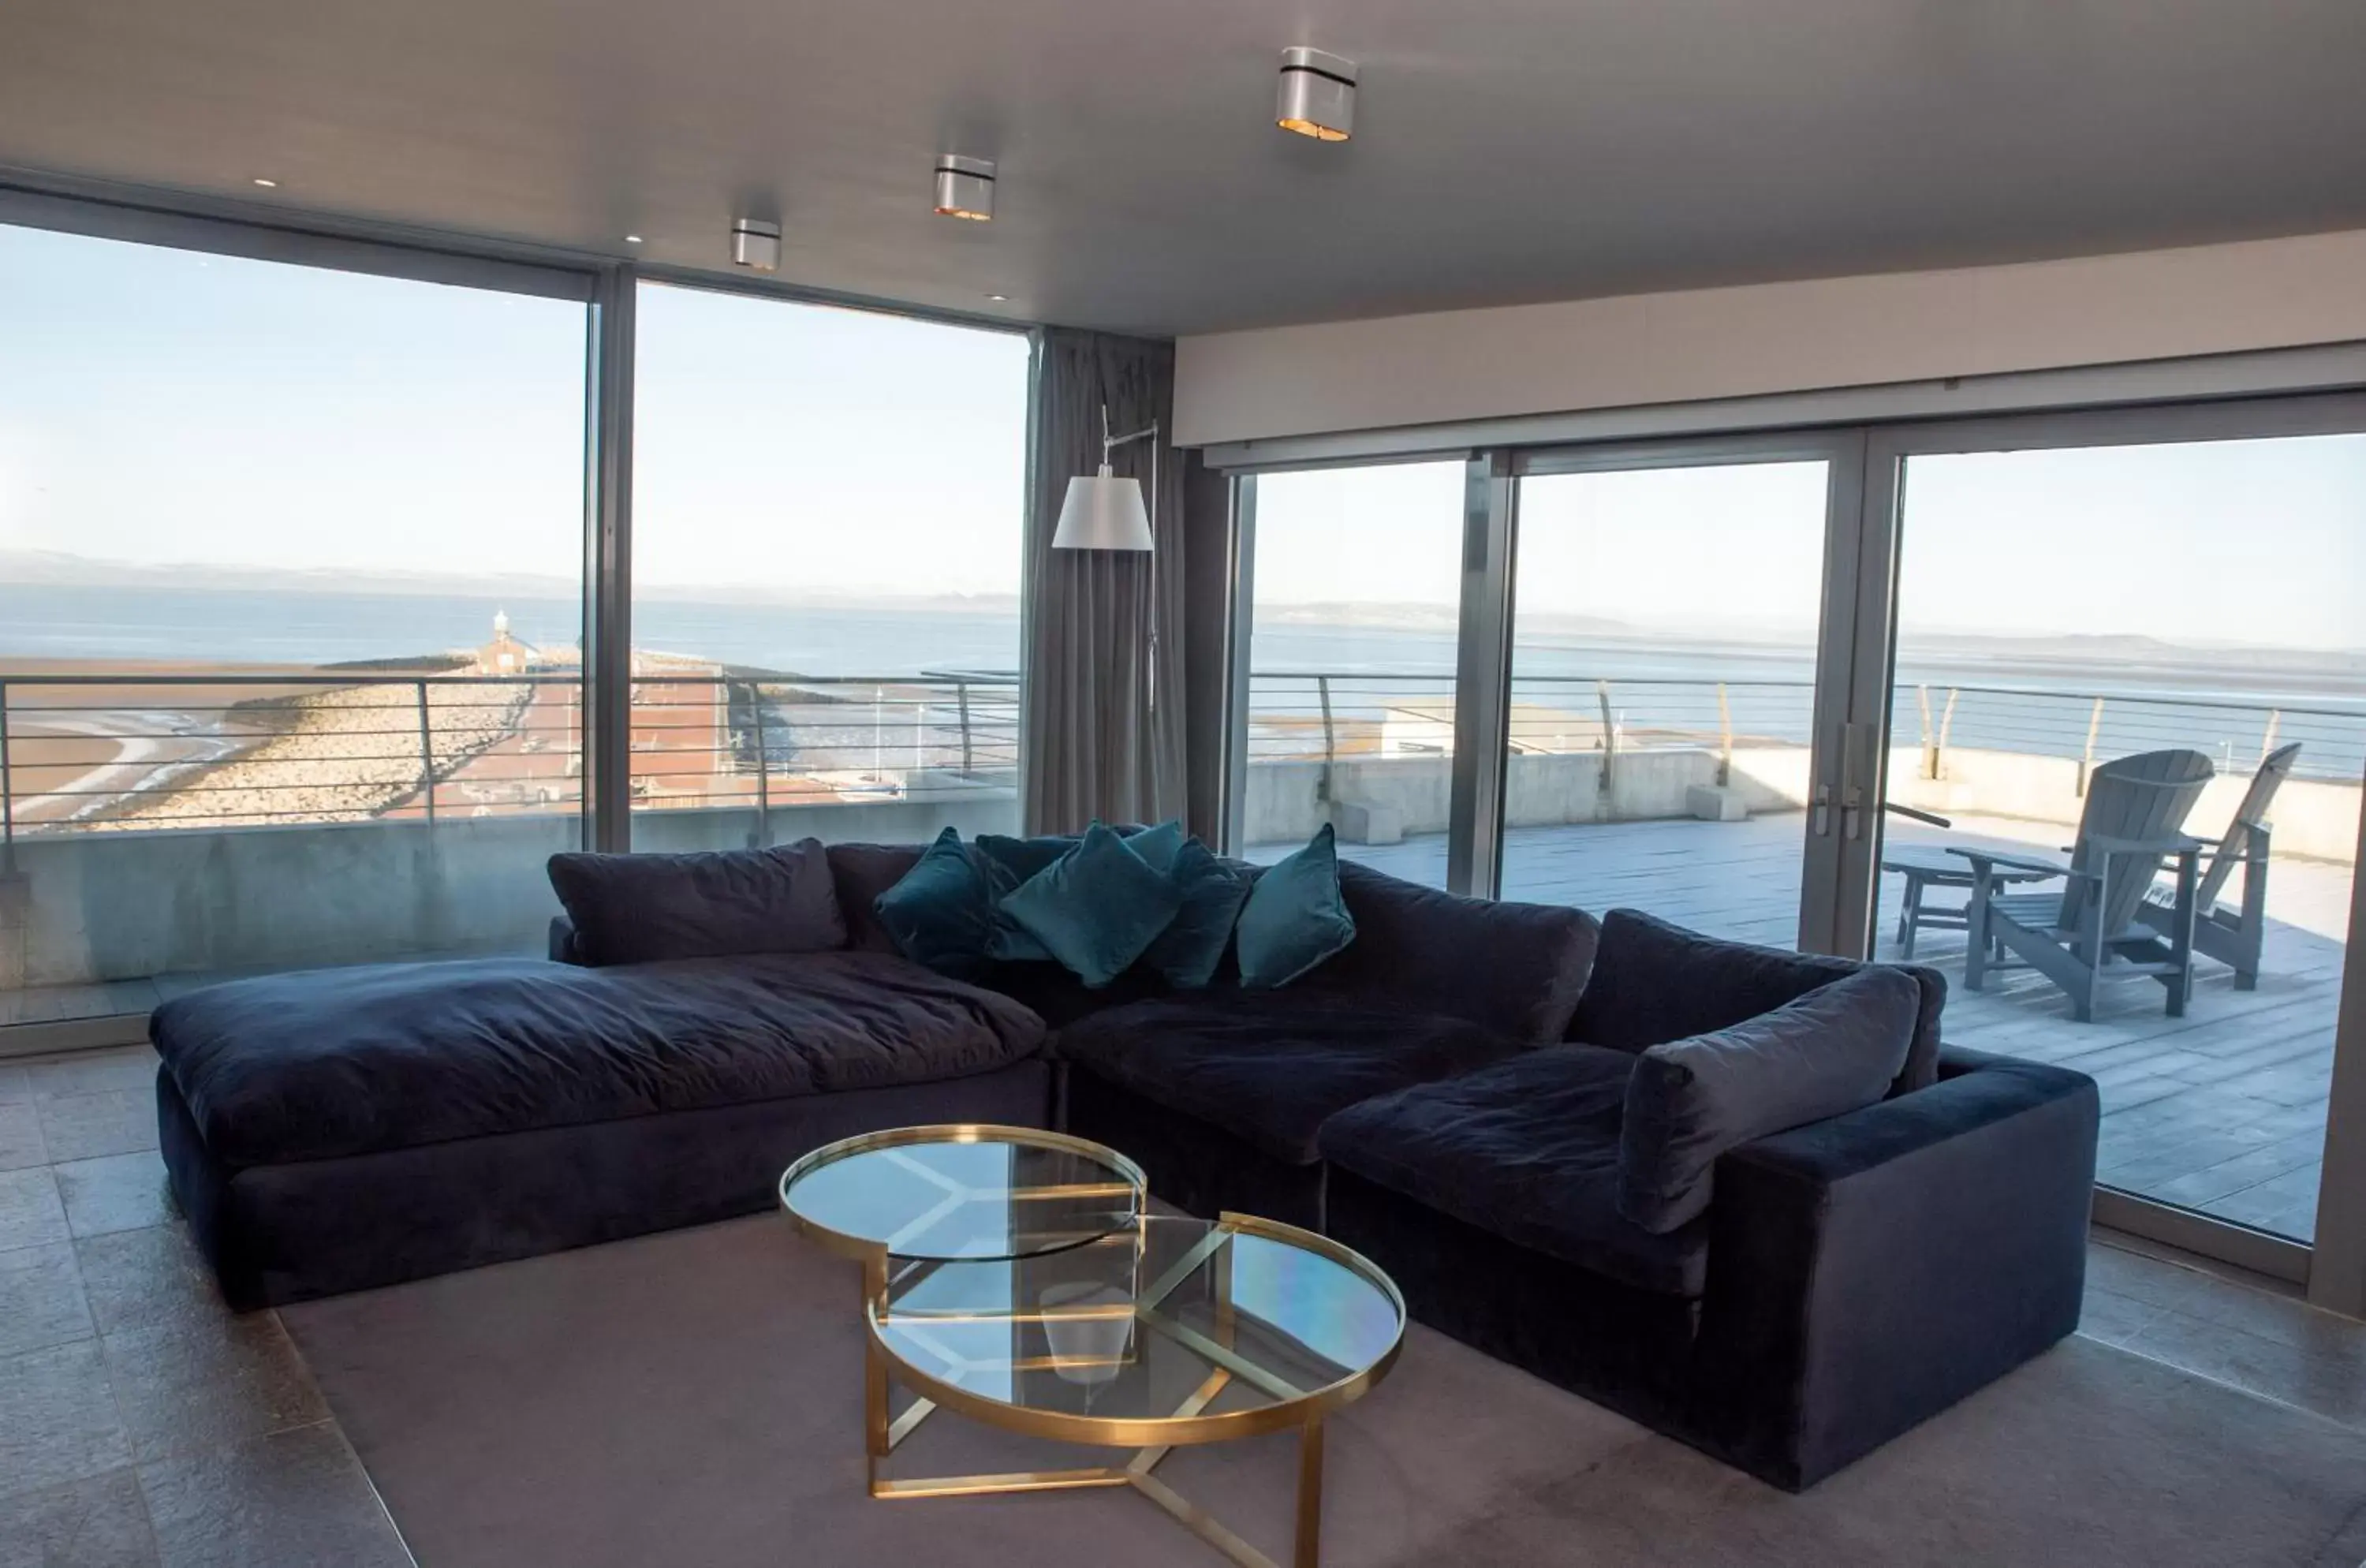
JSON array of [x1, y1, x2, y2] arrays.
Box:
[[10, 742, 2350, 991], [1245, 746, 1812, 844], [2, 793, 1019, 989], [1173, 229, 2366, 447]]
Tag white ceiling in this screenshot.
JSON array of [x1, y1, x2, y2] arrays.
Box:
[[6, 0, 2365, 337]]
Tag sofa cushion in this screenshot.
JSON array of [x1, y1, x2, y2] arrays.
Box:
[[1054, 990, 1521, 1166], [1143, 840, 1255, 989], [545, 839, 843, 966], [1235, 823, 1357, 987], [1319, 1045, 1710, 1297], [1618, 967, 1921, 1234], [150, 951, 1047, 1169], [978, 961, 1170, 1030], [999, 822, 1184, 987], [1569, 909, 1944, 1094], [1300, 862, 1599, 1047], [874, 827, 1000, 978]]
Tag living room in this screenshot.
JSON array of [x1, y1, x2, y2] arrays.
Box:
[[5, 2, 2366, 1564]]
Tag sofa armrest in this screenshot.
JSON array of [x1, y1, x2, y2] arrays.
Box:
[[548, 916, 586, 966], [1689, 1047, 2099, 1488]]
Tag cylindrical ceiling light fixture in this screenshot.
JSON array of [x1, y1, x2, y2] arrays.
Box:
[[1276, 47, 1357, 141], [730, 217, 782, 271], [933, 155, 996, 221]]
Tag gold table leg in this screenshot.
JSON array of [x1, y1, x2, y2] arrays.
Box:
[[868, 1339, 1315, 1566], [1293, 1419, 1323, 1568]]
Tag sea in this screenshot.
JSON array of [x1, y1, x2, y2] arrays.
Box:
[[3, 582, 2362, 781]]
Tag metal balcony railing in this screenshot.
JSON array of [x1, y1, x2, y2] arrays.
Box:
[[1246, 670, 2366, 791], [2, 663, 2356, 850], [0, 670, 1020, 846]]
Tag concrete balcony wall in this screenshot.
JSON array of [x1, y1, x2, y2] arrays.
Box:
[[1245, 746, 1814, 845], [9, 741, 2349, 995], [5, 792, 1018, 989]]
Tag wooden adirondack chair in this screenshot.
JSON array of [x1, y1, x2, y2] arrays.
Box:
[[1954, 749, 2214, 1021], [2133, 741, 2301, 989]]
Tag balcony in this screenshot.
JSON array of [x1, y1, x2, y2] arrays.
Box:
[[2, 661, 2353, 1242], [1245, 671, 2360, 1244]]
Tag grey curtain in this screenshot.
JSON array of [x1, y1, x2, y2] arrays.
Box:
[[1022, 328, 1189, 834]]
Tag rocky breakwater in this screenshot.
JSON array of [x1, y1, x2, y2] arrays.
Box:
[[94, 680, 534, 830]]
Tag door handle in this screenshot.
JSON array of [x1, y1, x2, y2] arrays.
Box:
[[1840, 721, 1872, 842], [1812, 722, 1839, 837]]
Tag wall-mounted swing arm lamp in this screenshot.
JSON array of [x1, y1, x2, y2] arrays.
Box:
[[1052, 405, 1158, 552]]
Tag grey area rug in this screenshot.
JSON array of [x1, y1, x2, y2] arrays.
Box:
[[282, 1217, 2366, 1568]]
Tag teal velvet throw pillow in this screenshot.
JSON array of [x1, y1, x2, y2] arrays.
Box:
[[1233, 823, 1357, 987], [1144, 838, 1256, 988], [1124, 819, 1187, 874], [873, 827, 997, 977], [999, 821, 1182, 987]]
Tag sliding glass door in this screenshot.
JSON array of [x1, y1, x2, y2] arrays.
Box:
[[1853, 406, 2366, 1265], [1500, 451, 1847, 943], [1219, 399, 2366, 1304]]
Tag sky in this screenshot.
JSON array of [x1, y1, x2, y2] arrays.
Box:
[[0, 223, 1028, 600], [4, 220, 2363, 651], [1251, 437, 2366, 652]]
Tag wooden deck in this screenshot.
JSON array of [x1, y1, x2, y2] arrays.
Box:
[[1254, 812, 2349, 1243]]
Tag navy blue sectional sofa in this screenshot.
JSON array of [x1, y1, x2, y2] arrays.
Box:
[[150, 838, 2097, 1491]]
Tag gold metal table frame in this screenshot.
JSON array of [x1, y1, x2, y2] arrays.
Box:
[[778, 1125, 1406, 1568]]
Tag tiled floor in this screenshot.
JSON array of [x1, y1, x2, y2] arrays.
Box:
[[2, 1043, 2362, 1564], [1260, 814, 2353, 1241], [0, 1046, 412, 1568]]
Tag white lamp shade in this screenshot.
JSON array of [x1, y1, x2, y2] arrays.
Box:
[[1052, 466, 1154, 551]]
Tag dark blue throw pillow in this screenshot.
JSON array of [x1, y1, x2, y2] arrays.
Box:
[[1233, 823, 1356, 988], [873, 827, 998, 977], [1144, 839, 1255, 989], [1617, 967, 1920, 1234], [999, 821, 1182, 987]]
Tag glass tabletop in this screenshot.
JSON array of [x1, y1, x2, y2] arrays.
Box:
[[778, 1126, 1145, 1263], [869, 1214, 1405, 1440]]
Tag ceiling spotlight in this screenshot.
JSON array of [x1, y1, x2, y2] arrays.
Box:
[[1276, 47, 1357, 141], [623, 234, 644, 245], [933, 155, 996, 222], [986, 293, 1009, 302], [252, 177, 279, 189], [730, 217, 781, 271]]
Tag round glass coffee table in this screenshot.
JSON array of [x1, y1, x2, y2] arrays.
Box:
[[780, 1127, 1405, 1568]]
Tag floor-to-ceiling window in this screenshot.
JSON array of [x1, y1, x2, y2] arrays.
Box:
[[627, 282, 1031, 850], [1238, 461, 1468, 888], [0, 220, 591, 1031]]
